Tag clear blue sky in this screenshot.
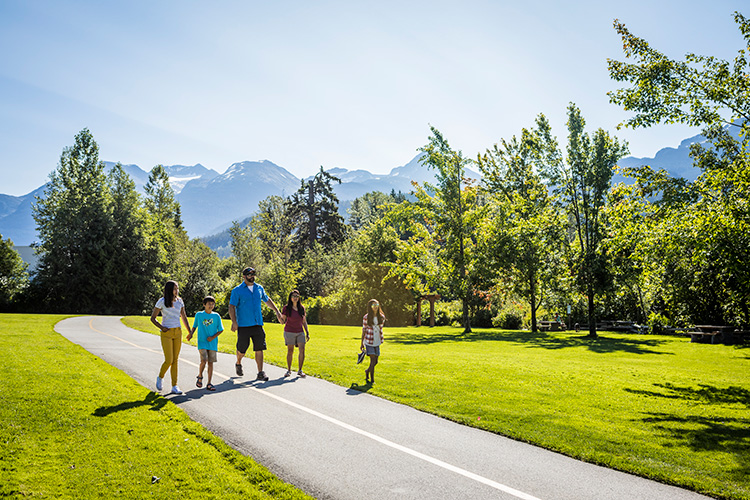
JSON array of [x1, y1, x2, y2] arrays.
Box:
[[1, 0, 747, 195]]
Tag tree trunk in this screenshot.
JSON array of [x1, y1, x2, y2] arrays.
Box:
[[587, 284, 597, 338], [530, 270, 537, 333], [307, 180, 316, 248]]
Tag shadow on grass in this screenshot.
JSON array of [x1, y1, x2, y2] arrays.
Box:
[[639, 412, 750, 477], [631, 383, 750, 477], [93, 392, 168, 416], [388, 329, 671, 355], [625, 383, 750, 408]]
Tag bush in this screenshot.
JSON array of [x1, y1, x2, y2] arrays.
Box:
[[492, 311, 523, 330]]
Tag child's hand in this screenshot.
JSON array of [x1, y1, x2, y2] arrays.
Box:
[[186, 333, 193, 341]]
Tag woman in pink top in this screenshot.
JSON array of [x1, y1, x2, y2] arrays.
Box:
[[281, 289, 310, 378]]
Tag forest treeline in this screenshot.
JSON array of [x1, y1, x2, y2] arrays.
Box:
[[2, 14, 749, 336]]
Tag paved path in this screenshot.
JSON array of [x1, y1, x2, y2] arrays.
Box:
[[56, 316, 711, 500]]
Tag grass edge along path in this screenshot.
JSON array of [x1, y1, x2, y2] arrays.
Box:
[[0, 313, 313, 500], [123, 315, 750, 500]]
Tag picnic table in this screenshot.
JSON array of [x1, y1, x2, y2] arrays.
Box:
[[539, 320, 564, 331], [596, 320, 647, 333], [689, 325, 736, 344]]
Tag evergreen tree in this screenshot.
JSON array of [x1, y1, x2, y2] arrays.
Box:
[[107, 164, 162, 313], [32, 128, 116, 313], [287, 167, 346, 252]]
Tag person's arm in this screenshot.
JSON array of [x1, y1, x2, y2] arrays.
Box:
[[180, 306, 190, 335], [303, 315, 310, 340], [150, 307, 167, 332], [361, 316, 367, 349], [229, 304, 238, 332], [280, 305, 288, 325], [210, 319, 224, 342], [265, 297, 283, 323], [187, 326, 195, 342]]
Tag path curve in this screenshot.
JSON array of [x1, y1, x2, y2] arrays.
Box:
[[56, 316, 711, 500]]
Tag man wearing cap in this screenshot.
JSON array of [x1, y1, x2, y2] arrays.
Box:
[[229, 267, 283, 381]]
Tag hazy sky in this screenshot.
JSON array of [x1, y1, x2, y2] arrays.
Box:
[[1, 0, 747, 195]]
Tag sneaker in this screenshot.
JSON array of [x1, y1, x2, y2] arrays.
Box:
[[156, 376, 163, 391], [171, 385, 182, 395], [235, 364, 243, 376], [256, 371, 269, 382], [297, 370, 306, 378]]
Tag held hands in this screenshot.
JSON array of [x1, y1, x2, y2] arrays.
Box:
[[186, 332, 193, 341]]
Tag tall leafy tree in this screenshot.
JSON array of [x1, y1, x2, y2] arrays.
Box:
[[287, 167, 346, 252], [0, 234, 28, 310], [542, 105, 628, 337], [32, 128, 117, 313], [608, 13, 750, 325], [477, 115, 567, 332], [389, 127, 482, 333]]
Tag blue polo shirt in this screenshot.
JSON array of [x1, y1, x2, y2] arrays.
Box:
[[229, 282, 270, 327]]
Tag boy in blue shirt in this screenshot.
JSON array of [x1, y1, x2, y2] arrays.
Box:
[[187, 296, 223, 391]]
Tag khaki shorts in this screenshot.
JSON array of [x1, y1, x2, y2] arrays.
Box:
[[199, 349, 217, 363], [284, 330, 306, 347]]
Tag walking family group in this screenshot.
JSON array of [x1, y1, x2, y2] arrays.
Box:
[[149, 267, 386, 394]]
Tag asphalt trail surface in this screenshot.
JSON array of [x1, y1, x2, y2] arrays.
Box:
[[56, 316, 711, 500]]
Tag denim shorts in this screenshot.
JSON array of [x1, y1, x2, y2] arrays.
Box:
[[365, 345, 380, 356]]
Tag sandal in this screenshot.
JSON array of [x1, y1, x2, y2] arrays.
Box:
[[206, 383, 215, 391], [196, 375, 203, 388], [284, 370, 291, 377]]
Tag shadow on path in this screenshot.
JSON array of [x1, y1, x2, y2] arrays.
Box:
[[346, 382, 373, 395], [388, 329, 671, 355]]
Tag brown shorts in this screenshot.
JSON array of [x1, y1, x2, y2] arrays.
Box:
[[199, 349, 217, 363]]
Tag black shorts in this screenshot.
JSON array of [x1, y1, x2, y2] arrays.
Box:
[[237, 325, 267, 354]]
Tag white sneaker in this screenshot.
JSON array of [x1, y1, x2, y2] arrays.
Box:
[[156, 376, 163, 391], [171, 385, 182, 395]]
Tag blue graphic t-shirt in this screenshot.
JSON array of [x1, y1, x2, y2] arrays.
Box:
[[192, 311, 223, 350]]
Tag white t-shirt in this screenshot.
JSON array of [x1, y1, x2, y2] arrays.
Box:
[[247, 284, 255, 293], [371, 316, 382, 347], [155, 296, 185, 328]]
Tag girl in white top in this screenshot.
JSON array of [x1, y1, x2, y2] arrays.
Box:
[[150, 280, 191, 394]]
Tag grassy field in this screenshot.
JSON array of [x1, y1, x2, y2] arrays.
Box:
[[0, 314, 313, 500], [122, 316, 750, 500]]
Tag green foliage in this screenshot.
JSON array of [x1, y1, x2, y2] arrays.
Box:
[[287, 167, 346, 252], [33, 129, 126, 313], [347, 190, 404, 230], [607, 13, 750, 326], [0, 234, 27, 309], [541, 105, 629, 337], [477, 114, 568, 332]]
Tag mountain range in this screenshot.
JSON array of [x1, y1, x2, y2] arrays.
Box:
[[0, 131, 710, 247]]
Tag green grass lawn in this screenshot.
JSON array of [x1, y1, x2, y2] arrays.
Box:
[[123, 316, 750, 500], [0, 314, 313, 500]]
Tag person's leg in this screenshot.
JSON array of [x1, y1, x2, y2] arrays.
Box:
[[255, 350, 263, 373], [298, 344, 305, 372], [286, 345, 294, 373], [159, 334, 173, 378], [207, 361, 213, 385], [367, 355, 378, 383], [170, 334, 182, 387]]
